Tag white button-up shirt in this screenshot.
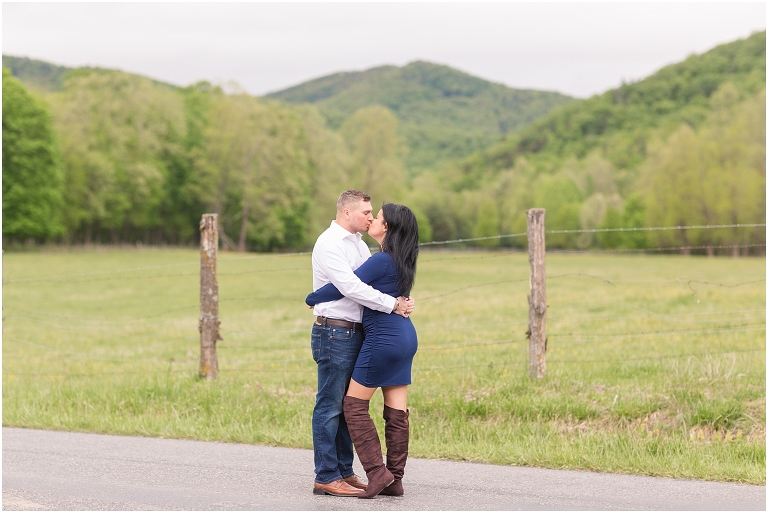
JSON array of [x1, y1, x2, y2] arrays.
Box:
[[312, 221, 396, 322]]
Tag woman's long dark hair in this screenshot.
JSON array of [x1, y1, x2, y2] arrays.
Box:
[[380, 203, 419, 296]]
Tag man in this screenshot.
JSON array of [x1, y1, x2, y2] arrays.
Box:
[[310, 189, 414, 497]]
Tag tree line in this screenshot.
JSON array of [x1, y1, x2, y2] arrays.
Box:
[[3, 69, 412, 250], [410, 31, 766, 254], [2, 31, 765, 252]]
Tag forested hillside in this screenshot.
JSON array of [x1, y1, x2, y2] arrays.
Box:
[[409, 31, 765, 252], [1, 57, 570, 249], [266, 61, 574, 173], [2, 32, 765, 253], [0, 64, 362, 249], [457, 31, 765, 183], [2, 55, 72, 92]]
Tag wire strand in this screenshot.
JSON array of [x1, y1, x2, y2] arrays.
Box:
[[547, 223, 766, 235]]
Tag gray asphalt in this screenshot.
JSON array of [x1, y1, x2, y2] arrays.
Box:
[[2, 427, 764, 510]]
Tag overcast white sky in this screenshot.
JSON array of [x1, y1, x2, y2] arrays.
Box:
[[3, 2, 765, 98]]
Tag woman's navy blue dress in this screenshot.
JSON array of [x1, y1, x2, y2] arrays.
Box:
[[306, 251, 418, 387]]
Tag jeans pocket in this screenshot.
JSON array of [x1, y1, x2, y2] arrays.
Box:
[[330, 327, 353, 340], [311, 332, 327, 363]]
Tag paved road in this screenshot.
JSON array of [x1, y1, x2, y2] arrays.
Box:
[[2, 428, 764, 510]]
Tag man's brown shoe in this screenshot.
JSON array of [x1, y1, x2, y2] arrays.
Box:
[[343, 475, 368, 490], [312, 479, 361, 497]]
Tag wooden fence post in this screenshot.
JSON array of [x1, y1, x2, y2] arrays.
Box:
[[527, 209, 547, 379], [199, 213, 220, 380]]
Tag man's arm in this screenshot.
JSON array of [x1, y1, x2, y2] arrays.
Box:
[[308, 253, 387, 306], [308, 254, 414, 318], [315, 241, 397, 314]]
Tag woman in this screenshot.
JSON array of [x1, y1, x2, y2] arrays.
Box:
[[306, 202, 419, 499]]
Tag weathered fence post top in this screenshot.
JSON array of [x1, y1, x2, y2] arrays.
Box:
[[527, 208, 547, 379], [199, 213, 220, 381]]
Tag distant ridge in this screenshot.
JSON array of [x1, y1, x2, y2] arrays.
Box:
[[3, 55, 574, 173], [267, 60, 575, 172], [454, 30, 767, 187], [2, 55, 181, 93], [2, 55, 72, 92], [2, 32, 763, 252]]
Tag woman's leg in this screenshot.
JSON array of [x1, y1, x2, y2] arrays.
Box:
[[346, 378, 377, 401], [343, 379, 393, 498], [380, 386, 410, 496], [381, 385, 408, 410]]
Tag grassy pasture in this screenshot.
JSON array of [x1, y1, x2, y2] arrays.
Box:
[[2, 247, 765, 484]]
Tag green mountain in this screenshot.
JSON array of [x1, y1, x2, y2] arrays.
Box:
[[266, 61, 575, 173], [3, 55, 184, 95], [410, 31, 765, 251], [454, 30, 766, 190], [2, 55, 73, 92], [4, 33, 763, 252]]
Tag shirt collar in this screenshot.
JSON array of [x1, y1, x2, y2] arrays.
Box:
[[329, 220, 362, 242]]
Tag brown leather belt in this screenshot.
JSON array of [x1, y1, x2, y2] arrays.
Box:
[[316, 316, 363, 331]]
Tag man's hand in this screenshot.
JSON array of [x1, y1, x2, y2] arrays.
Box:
[[404, 296, 415, 316], [393, 296, 415, 318]]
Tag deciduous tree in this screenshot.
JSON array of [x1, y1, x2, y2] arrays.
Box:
[[2, 67, 64, 241]]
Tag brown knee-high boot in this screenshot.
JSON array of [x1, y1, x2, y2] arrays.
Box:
[[342, 396, 394, 499], [380, 405, 409, 496]]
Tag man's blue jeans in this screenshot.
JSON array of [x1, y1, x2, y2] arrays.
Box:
[[311, 321, 364, 484]]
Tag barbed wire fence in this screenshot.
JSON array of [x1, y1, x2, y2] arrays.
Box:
[[2, 215, 765, 381]]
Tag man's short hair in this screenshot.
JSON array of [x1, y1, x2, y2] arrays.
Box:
[[337, 189, 371, 212]]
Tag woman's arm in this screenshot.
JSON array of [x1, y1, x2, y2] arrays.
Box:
[[306, 253, 389, 306]]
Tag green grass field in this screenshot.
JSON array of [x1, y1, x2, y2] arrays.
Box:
[[2, 247, 765, 484]]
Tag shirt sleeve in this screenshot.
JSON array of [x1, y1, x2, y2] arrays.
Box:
[[312, 244, 396, 313], [306, 253, 390, 306]]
